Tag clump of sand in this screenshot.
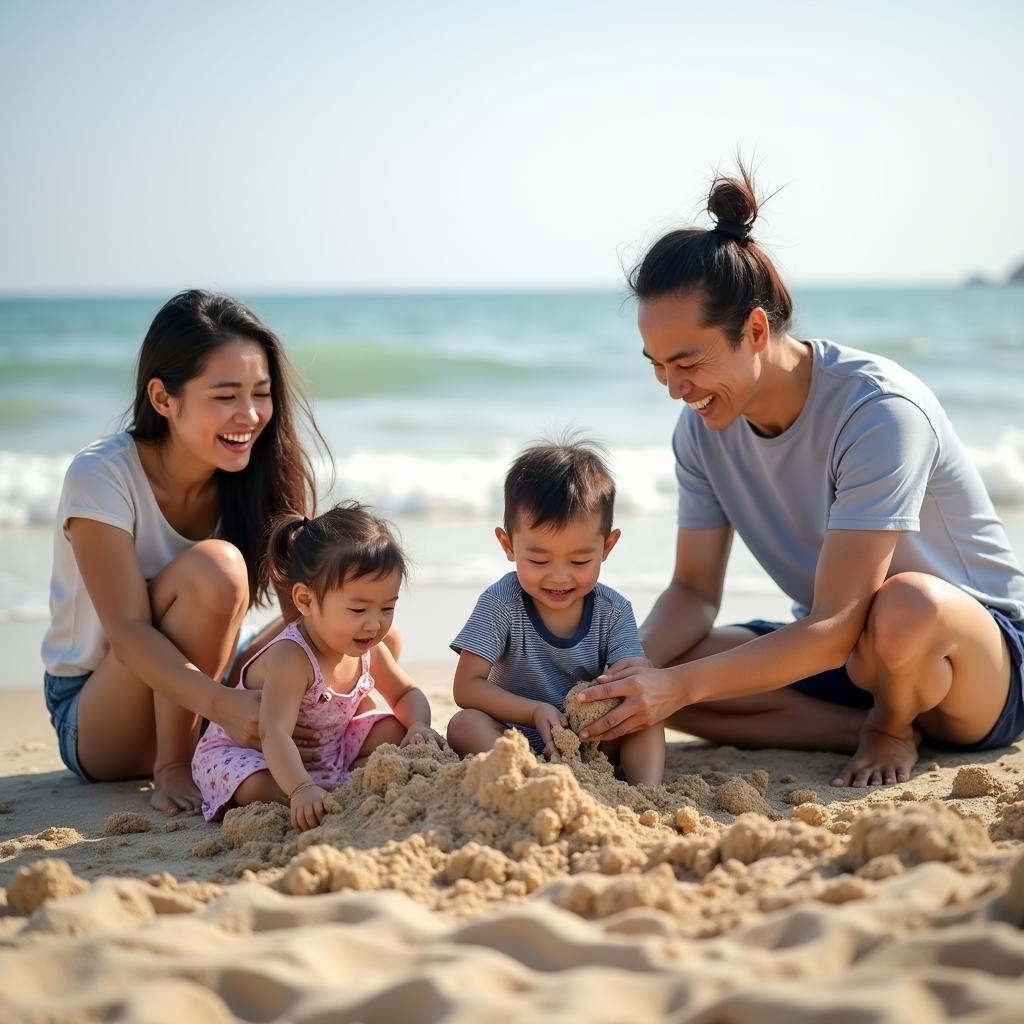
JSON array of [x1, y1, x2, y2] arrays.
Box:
[[7, 858, 89, 914], [0, 825, 84, 859], [951, 765, 1004, 798], [103, 811, 153, 835], [845, 800, 991, 870], [564, 679, 621, 740]]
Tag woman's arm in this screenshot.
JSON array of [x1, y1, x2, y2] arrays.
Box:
[[580, 529, 899, 741], [452, 650, 555, 726], [67, 518, 257, 741]]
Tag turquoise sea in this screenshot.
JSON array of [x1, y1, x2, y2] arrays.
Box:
[[1, 287, 1022, 644]]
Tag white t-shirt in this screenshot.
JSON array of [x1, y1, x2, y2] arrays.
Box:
[[42, 432, 211, 677]]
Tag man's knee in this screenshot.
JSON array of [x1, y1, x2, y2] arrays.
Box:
[[863, 573, 945, 672]]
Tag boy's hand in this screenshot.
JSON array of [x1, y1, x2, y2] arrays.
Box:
[[290, 782, 329, 832], [400, 721, 445, 748], [532, 703, 569, 759]]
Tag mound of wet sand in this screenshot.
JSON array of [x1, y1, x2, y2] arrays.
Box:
[[3, 722, 1024, 1023]]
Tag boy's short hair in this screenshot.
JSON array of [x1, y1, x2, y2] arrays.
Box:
[[503, 437, 616, 537]]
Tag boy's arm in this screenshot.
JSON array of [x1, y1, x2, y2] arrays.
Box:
[[257, 643, 317, 797], [453, 650, 557, 725], [369, 643, 442, 744]]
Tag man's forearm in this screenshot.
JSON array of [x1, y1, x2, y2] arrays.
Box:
[[639, 582, 718, 668], [683, 613, 860, 705]]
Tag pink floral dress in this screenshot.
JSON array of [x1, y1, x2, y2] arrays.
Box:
[[192, 621, 396, 822]]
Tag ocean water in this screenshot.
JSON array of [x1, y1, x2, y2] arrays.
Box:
[[1, 287, 1023, 641]]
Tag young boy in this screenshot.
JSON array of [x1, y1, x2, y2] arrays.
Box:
[[447, 439, 665, 786]]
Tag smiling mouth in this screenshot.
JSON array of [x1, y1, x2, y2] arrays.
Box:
[[218, 432, 254, 449], [688, 395, 714, 411], [543, 588, 575, 600]]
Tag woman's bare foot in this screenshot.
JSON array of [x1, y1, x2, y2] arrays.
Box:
[[830, 724, 921, 788], [150, 761, 202, 816]]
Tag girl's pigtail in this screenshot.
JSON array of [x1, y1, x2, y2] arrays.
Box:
[[265, 513, 307, 596]]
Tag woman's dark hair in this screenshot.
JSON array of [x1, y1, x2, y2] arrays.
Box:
[[628, 162, 793, 344], [129, 289, 328, 607], [267, 501, 407, 603]]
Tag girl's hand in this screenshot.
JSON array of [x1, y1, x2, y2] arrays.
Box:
[[399, 722, 444, 748], [532, 702, 569, 759], [578, 665, 685, 742], [290, 782, 329, 831]]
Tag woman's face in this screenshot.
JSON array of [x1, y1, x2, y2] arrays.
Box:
[[162, 338, 274, 473], [637, 293, 762, 432]]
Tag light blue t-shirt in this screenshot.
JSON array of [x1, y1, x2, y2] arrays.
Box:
[[673, 338, 1024, 624], [451, 572, 646, 711]]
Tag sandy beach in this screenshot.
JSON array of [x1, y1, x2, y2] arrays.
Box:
[[2, 635, 1023, 1023]]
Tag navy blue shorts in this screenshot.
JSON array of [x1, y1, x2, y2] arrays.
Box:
[[735, 605, 1024, 752]]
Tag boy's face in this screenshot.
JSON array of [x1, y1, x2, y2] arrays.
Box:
[[496, 512, 620, 617]]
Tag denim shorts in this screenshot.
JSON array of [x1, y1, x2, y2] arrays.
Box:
[[43, 671, 94, 782], [735, 605, 1024, 752], [43, 619, 263, 783]]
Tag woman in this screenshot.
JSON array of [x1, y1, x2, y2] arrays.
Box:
[[42, 290, 327, 814], [577, 167, 1024, 787]]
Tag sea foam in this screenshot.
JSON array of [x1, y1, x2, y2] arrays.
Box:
[[2, 435, 1024, 529]]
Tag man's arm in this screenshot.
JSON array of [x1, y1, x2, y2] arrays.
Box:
[[581, 529, 899, 740], [639, 524, 732, 667]]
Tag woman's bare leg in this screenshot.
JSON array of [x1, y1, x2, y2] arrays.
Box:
[[76, 540, 248, 814]]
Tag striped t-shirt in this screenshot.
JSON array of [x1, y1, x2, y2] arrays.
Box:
[[451, 571, 646, 712]]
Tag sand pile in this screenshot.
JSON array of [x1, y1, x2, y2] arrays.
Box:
[[114, 730, 1012, 940], [3, 715, 1024, 1023]]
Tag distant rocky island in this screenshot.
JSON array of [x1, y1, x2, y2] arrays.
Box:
[[965, 260, 1024, 286]]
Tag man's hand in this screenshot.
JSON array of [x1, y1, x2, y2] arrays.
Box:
[[577, 664, 687, 742], [533, 702, 569, 758]]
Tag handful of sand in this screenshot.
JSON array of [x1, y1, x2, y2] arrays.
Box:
[[564, 680, 621, 740]]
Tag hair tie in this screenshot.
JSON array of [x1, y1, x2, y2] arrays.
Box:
[[713, 219, 752, 242], [301, 516, 310, 526]]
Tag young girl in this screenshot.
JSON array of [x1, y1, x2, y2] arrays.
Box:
[[192, 502, 442, 831]]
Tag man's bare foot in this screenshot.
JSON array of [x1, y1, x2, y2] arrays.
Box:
[[830, 725, 920, 788], [150, 761, 202, 816]]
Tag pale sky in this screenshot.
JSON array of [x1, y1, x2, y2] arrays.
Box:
[[1, 0, 1022, 294]]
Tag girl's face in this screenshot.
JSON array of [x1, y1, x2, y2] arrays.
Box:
[[158, 338, 274, 473], [301, 569, 402, 659], [638, 293, 765, 432]]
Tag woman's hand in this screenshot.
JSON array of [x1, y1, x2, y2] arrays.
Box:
[[577, 663, 687, 742], [212, 687, 321, 763], [533, 702, 569, 758]]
